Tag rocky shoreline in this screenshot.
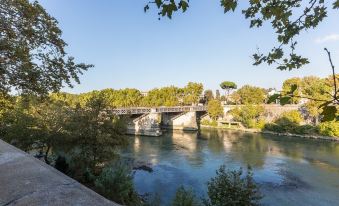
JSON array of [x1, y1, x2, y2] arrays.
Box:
[[200, 125, 339, 142]]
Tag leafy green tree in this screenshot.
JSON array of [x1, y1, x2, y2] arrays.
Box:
[[204, 165, 262, 206], [300, 76, 332, 124], [172, 186, 200, 206], [232, 85, 267, 104], [220, 81, 237, 103], [183, 82, 204, 105], [95, 163, 142, 206], [1, 0, 93, 95], [64, 95, 127, 181], [282, 77, 302, 104], [144, 0, 339, 70], [142, 86, 184, 106], [204, 90, 214, 103], [230, 105, 265, 128], [207, 99, 223, 120]]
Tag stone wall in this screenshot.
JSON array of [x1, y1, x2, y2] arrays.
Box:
[[0, 139, 119, 206]]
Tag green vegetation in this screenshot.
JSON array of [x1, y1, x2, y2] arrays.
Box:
[[1, 0, 92, 95], [201, 119, 218, 127], [172, 186, 200, 206], [204, 165, 262, 206], [95, 163, 142, 205], [230, 105, 265, 129], [220, 81, 237, 103], [145, 0, 339, 71], [318, 121, 339, 137], [207, 100, 224, 120], [231, 85, 267, 104]]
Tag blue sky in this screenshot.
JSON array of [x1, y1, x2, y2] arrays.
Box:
[[39, 0, 339, 93]]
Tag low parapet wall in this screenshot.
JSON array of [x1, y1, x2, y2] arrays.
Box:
[[0, 139, 119, 206]]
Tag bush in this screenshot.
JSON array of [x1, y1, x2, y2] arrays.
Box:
[[172, 186, 200, 206], [266, 110, 304, 133], [204, 165, 262, 206], [94, 163, 142, 205], [201, 119, 218, 127], [207, 100, 224, 120], [230, 105, 265, 128], [275, 110, 303, 126], [318, 121, 339, 137]]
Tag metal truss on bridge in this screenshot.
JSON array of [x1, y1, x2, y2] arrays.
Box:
[[107, 106, 207, 115]]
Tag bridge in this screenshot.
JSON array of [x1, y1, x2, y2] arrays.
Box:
[[108, 106, 207, 115], [105, 106, 207, 136], [107, 104, 299, 137]]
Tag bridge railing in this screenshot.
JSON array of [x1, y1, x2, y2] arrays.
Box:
[[108, 106, 207, 115]]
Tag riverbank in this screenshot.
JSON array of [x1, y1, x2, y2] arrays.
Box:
[[200, 125, 339, 142]]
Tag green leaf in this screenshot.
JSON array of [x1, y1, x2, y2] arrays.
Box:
[[290, 84, 298, 93], [268, 94, 280, 104], [280, 96, 291, 105], [321, 106, 337, 121], [333, 0, 339, 9]]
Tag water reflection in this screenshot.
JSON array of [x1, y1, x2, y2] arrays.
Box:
[[122, 129, 339, 206]]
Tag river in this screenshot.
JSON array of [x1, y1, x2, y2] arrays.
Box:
[[121, 128, 339, 206]]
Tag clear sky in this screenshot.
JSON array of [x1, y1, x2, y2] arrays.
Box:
[[39, 0, 339, 93]]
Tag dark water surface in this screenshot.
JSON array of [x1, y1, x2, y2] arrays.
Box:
[[121, 129, 339, 206]]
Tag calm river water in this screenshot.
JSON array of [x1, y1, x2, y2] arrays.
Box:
[[122, 129, 339, 206]]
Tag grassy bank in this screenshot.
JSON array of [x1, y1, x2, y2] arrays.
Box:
[[200, 125, 339, 142]]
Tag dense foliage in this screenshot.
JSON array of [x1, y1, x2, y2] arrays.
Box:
[[207, 100, 224, 120], [204, 165, 262, 206], [230, 105, 265, 129], [0, 0, 92, 95], [172, 186, 200, 206], [318, 121, 339, 137], [95, 163, 142, 205], [232, 85, 267, 104]]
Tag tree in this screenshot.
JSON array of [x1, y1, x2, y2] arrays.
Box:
[[204, 90, 214, 103], [207, 99, 223, 120], [300, 76, 332, 124], [232, 85, 267, 104], [172, 186, 200, 206], [95, 163, 142, 206], [1, 0, 93, 95], [204, 165, 262, 206], [215, 90, 221, 100], [183, 82, 204, 105], [230, 105, 265, 128], [144, 0, 339, 70], [220, 81, 237, 103], [282, 77, 302, 104]]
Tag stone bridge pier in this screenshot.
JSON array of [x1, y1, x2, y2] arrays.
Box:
[[110, 106, 207, 136], [161, 111, 199, 131], [125, 109, 162, 137]]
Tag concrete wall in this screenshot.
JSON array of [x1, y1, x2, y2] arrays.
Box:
[[162, 111, 198, 131], [126, 112, 162, 136], [0, 139, 119, 206]]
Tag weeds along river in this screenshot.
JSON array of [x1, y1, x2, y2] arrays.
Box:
[[120, 128, 339, 206]]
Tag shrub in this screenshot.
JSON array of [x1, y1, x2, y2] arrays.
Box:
[[207, 100, 224, 120], [172, 186, 200, 206], [94, 163, 142, 205], [268, 110, 304, 133], [204, 165, 262, 206], [318, 121, 339, 137], [276, 110, 303, 126], [201, 119, 218, 127], [230, 105, 265, 128]]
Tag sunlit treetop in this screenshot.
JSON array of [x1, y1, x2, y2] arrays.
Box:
[[144, 0, 339, 71], [0, 0, 93, 96]]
